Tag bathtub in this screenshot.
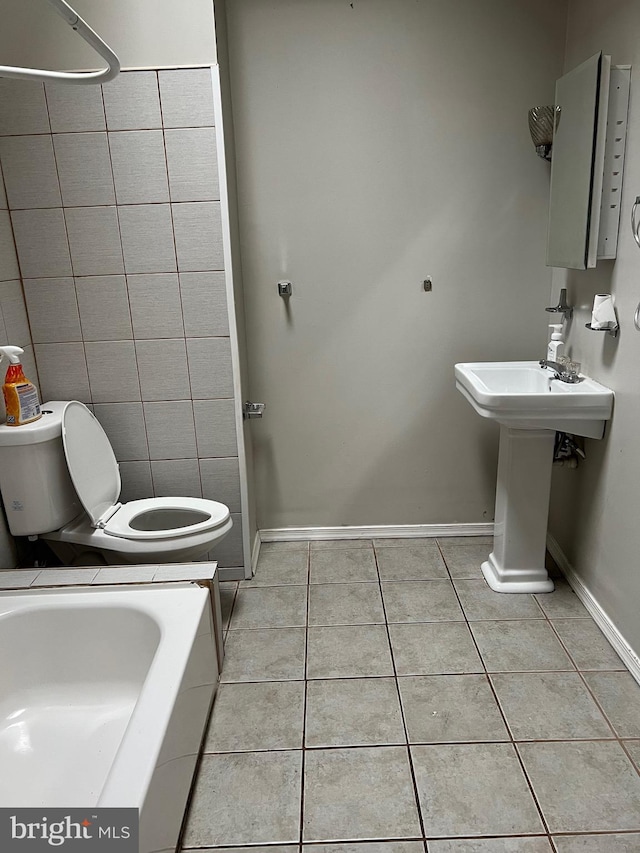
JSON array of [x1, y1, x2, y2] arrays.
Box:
[[0, 583, 219, 853]]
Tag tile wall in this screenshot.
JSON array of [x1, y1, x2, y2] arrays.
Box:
[[0, 159, 37, 567], [0, 70, 245, 571]]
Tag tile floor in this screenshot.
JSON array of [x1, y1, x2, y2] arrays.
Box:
[[181, 537, 640, 852]]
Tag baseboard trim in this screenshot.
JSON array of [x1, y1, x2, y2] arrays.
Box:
[[547, 533, 640, 687], [259, 523, 494, 542]]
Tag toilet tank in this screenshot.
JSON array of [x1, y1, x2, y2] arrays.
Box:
[[0, 401, 81, 536]]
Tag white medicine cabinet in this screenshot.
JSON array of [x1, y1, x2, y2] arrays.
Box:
[[546, 52, 631, 270]]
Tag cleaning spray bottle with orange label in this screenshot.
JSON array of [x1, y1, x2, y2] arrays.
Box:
[[0, 345, 42, 426]]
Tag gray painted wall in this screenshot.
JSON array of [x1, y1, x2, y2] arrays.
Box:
[[226, 0, 568, 529], [548, 0, 640, 657]]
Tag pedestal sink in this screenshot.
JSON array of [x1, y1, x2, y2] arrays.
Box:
[[455, 361, 613, 593]]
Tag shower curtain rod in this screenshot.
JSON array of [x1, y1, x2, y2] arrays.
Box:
[[0, 0, 120, 85]]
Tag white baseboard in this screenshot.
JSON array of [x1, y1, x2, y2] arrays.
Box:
[[547, 533, 640, 687], [259, 522, 494, 542]]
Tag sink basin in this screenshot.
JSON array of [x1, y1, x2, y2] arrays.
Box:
[[455, 360, 614, 439]]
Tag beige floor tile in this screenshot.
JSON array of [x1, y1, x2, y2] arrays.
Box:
[[413, 743, 543, 837], [518, 741, 640, 832], [306, 624, 394, 679], [183, 751, 302, 846], [303, 746, 421, 841]]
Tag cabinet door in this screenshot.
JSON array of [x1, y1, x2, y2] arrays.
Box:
[[547, 51, 610, 270]]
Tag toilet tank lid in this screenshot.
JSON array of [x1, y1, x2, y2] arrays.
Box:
[[62, 401, 121, 526], [0, 400, 66, 445]]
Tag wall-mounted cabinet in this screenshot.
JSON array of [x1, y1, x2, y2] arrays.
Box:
[[546, 52, 630, 270]]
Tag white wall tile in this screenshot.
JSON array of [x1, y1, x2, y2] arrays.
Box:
[[179, 271, 229, 336], [45, 83, 106, 133], [103, 71, 162, 131], [11, 209, 72, 278], [109, 130, 169, 204], [0, 80, 49, 135], [33, 568, 98, 586], [172, 202, 224, 272], [200, 457, 241, 512], [85, 340, 141, 403], [93, 402, 149, 461], [76, 275, 133, 341], [23, 278, 81, 343], [20, 345, 40, 392], [193, 399, 238, 458], [127, 273, 184, 339], [144, 400, 197, 459], [34, 342, 91, 403], [0, 136, 61, 209], [65, 206, 124, 276], [159, 69, 215, 129], [118, 204, 176, 274], [119, 460, 153, 501], [93, 566, 157, 584], [53, 133, 115, 207], [187, 337, 233, 399], [0, 281, 31, 346], [136, 338, 190, 401], [209, 512, 243, 567], [151, 459, 202, 498], [0, 210, 19, 280], [165, 128, 219, 202], [0, 569, 37, 587]]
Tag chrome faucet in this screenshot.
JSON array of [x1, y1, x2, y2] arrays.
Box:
[[539, 358, 582, 384]]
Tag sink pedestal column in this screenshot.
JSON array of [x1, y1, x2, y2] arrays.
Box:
[[482, 425, 555, 594]]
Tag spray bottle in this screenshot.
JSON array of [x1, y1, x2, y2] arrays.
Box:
[[0, 346, 42, 426]]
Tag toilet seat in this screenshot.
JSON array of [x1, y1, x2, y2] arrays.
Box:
[[61, 402, 230, 543], [102, 496, 230, 541]]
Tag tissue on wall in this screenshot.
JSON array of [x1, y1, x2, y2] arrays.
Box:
[[590, 294, 617, 329]]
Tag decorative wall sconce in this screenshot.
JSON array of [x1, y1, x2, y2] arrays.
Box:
[[528, 105, 560, 161]]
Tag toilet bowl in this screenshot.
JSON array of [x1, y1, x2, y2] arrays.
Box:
[[0, 401, 233, 565]]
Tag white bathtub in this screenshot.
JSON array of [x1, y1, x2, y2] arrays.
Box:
[[0, 583, 219, 853]]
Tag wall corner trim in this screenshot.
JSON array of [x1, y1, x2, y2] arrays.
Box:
[[259, 522, 494, 542], [547, 533, 640, 688]]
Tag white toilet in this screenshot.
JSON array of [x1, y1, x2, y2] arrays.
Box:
[[0, 401, 233, 565]]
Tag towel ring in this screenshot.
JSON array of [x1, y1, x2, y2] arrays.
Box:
[[632, 197, 640, 250], [634, 303, 640, 332]]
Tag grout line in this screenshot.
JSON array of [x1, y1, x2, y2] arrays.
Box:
[[545, 614, 640, 779], [197, 541, 640, 846], [43, 98, 94, 406], [373, 544, 429, 841], [435, 539, 554, 838], [299, 541, 311, 847], [180, 829, 640, 848]]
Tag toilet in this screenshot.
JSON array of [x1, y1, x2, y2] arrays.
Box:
[[0, 401, 233, 565]]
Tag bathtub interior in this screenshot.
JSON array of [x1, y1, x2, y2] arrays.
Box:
[[0, 604, 161, 808], [0, 582, 220, 853]]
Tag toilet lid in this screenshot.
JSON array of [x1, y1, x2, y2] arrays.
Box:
[[61, 401, 121, 526]]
